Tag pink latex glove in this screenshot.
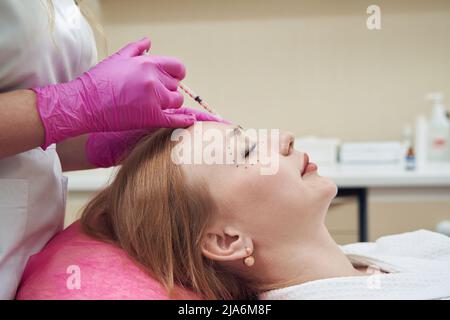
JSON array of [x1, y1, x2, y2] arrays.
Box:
[[33, 37, 194, 149], [86, 107, 231, 168]]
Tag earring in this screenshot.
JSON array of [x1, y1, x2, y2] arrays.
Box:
[[243, 247, 255, 267]]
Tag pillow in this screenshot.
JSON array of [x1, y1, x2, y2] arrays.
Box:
[[16, 221, 199, 300]]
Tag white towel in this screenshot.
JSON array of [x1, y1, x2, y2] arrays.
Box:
[[259, 230, 450, 300]]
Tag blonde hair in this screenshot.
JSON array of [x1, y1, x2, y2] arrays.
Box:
[[80, 129, 258, 300]]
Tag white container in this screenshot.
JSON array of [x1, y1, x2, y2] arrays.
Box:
[[414, 115, 428, 170], [426, 93, 450, 162], [294, 137, 340, 166], [339, 141, 404, 164]]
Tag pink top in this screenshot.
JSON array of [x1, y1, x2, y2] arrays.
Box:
[[16, 221, 199, 300]]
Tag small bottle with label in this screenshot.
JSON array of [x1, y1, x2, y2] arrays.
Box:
[[403, 124, 416, 171], [405, 146, 416, 171]]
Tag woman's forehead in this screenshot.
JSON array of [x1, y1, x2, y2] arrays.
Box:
[[178, 121, 240, 148]]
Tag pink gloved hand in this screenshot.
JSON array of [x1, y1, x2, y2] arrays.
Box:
[[86, 107, 230, 168], [33, 37, 194, 149]]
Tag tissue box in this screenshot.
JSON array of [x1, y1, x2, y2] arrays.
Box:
[[294, 137, 340, 166], [340, 141, 404, 164]]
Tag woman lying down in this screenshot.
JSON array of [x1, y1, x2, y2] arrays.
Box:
[[17, 122, 450, 300]]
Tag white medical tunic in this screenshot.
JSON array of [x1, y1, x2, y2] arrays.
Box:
[[0, 0, 97, 299]]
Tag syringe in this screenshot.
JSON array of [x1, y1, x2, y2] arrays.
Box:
[[178, 82, 218, 115]]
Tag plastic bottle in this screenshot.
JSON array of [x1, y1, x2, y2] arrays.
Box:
[[426, 92, 450, 162]]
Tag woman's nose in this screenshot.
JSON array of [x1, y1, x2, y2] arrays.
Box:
[[279, 131, 295, 156]]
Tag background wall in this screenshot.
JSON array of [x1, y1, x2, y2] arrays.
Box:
[[96, 0, 450, 141]]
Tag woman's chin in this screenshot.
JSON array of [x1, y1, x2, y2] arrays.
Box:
[[328, 178, 338, 197], [303, 171, 336, 189], [310, 174, 338, 199], [323, 176, 338, 198]]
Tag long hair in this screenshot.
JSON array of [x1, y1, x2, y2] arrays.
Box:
[[80, 129, 258, 300]]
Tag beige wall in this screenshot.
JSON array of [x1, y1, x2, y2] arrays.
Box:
[[96, 0, 450, 141]]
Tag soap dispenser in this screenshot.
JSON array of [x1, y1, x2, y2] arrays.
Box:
[[426, 92, 449, 162]]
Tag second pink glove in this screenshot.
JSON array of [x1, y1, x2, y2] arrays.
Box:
[[86, 107, 231, 168]]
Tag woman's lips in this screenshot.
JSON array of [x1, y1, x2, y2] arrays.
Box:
[[304, 162, 318, 175], [301, 153, 318, 176]]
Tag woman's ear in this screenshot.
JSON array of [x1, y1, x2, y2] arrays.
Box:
[[201, 226, 253, 263]]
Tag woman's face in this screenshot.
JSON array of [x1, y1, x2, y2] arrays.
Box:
[[176, 121, 337, 254]]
